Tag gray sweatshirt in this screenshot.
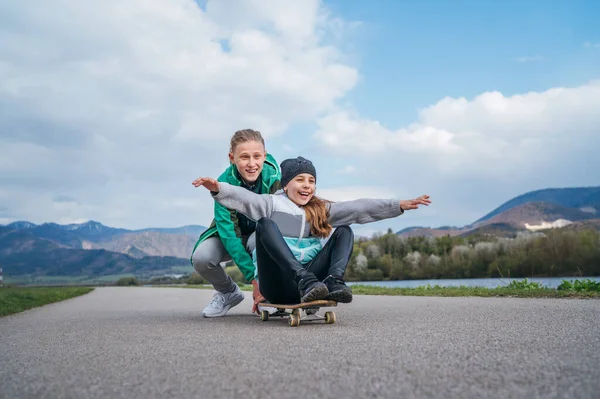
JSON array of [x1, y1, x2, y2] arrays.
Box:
[[211, 182, 404, 267]]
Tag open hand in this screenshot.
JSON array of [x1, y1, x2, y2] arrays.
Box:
[[191, 177, 220, 192], [400, 195, 431, 211]]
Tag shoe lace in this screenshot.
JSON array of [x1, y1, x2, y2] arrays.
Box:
[[324, 275, 344, 286], [209, 292, 226, 308]]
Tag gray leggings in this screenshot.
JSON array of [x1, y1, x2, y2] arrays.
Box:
[[191, 235, 254, 293]]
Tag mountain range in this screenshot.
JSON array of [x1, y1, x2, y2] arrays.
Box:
[[0, 221, 206, 283], [2, 220, 205, 257], [396, 186, 600, 237], [2, 185, 599, 283]]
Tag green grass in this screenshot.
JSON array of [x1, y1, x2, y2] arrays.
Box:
[[178, 280, 600, 298], [349, 284, 599, 298], [557, 278, 600, 292], [6, 269, 193, 286], [0, 287, 94, 317], [5, 275, 88, 285]]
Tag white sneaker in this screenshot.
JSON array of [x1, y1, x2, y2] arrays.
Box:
[[202, 285, 245, 318]]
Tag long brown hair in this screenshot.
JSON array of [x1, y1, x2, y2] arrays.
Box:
[[230, 129, 265, 152], [303, 196, 333, 238]]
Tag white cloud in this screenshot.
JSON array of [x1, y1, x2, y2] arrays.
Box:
[[1, 0, 598, 233], [314, 80, 600, 179], [0, 0, 359, 228], [317, 186, 397, 202], [514, 55, 543, 63], [337, 165, 355, 174], [317, 111, 461, 156], [584, 42, 600, 49], [316, 186, 421, 238]]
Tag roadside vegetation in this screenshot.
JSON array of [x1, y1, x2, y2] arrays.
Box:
[[0, 287, 94, 317]]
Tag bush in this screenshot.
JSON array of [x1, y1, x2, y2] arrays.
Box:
[[557, 279, 600, 292], [115, 277, 140, 286], [505, 278, 543, 290], [187, 272, 208, 285], [350, 228, 600, 281], [364, 269, 385, 281]]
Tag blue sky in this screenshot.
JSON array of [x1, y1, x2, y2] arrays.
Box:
[[267, 0, 600, 234], [1, 0, 599, 236], [333, 0, 600, 123]]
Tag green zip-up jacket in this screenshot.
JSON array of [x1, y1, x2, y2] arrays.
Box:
[[190, 153, 281, 282]]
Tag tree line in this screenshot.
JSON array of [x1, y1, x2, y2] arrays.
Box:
[[177, 228, 600, 285], [343, 228, 600, 281]]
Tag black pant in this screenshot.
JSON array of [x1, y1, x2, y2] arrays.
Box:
[[255, 217, 354, 304]]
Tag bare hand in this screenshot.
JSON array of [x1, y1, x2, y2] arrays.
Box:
[[251, 280, 265, 314], [191, 177, 220, 192], [400, 195, 431, 211]]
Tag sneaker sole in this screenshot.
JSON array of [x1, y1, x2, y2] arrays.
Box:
[[202, 292, 245, 318], [301, 283, 329, 303], [326, 289, 353, 303]]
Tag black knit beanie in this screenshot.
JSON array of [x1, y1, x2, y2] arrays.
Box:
[[280, 156, 317, 188]]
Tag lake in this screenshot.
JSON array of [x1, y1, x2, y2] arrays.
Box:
[[347, 276, 600, 289]]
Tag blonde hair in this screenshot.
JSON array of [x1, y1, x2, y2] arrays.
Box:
[[230, 129, 265, 153], [303, 196, 333, 238]]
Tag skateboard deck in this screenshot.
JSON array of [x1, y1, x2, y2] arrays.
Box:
[[258, 300, 338, 327]]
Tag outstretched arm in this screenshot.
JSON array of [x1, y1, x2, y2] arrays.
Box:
[[328, 195, 431, 227], [192, 177, 274, 221]]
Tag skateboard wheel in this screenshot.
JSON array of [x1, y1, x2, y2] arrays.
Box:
[[260, 310, 269, 321], [325, 311, 336, 324], [289, 314, 300, 327]]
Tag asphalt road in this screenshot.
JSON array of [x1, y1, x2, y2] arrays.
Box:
[[1, 287, 599, 399]]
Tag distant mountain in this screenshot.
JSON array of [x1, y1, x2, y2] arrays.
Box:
[[395, 226, 458, 238], [29, 223, 84, 248], [6, 221, 36, 229], [0, 220, 204, 283], [90, 231, 197, 259], [475, 201, 596, 228], [0, 226, 59, 256], [61, 220, 129, 241], [0, 228, 189, 277], [557, 219, 600, 232], [136, 225, 207, 237], [0, 220, 206, 258], [475, 186, 600, 224], [3, 220, 206, 239], [396, 186, 600, 238], [459, 223, 521, 238]]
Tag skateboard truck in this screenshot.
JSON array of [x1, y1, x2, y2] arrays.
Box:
[[258, 300, 338, 327]]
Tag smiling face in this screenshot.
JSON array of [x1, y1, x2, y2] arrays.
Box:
[[284, 173, 316, 206], [229, 140, 266, 184]]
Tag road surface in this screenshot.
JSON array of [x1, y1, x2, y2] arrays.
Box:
[[1, 287, 599, 398]]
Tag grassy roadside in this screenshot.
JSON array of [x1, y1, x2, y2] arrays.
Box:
[[0, 287, 94, 317], [171, 280, 600, 299], [348, 285, 600, 298]]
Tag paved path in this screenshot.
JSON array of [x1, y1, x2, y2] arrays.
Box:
[[1, 287, 599, 399]]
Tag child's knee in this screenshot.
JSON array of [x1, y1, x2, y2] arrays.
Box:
[[256, 217, 276, 233], [336, 225, 354, 238], [192, 250, 220, 273]]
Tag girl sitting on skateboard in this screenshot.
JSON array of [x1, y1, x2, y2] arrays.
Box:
[[192, 156, 430, 306]]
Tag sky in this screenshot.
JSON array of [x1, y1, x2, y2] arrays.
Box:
[[1, 0, 599, 237]]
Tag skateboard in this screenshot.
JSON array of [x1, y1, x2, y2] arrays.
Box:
[[258, 300, 338, 327]]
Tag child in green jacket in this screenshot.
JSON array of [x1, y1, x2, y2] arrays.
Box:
[[191, 129, 281, 317]]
